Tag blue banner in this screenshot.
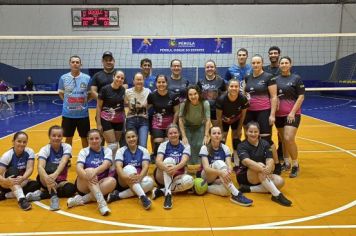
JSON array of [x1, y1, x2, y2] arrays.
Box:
[[132, 38, 232, 54]]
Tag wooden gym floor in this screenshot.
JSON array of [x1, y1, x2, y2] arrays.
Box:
[[0, 110, 355, 236]]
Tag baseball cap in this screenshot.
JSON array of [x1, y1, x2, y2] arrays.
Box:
[[102, 51, 113, 59]]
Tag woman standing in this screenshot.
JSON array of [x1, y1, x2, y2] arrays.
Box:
[[148, 75, 180, 158], [198, 60, 226, 126], [179, 85, 211, 165], [236, 122, 292, 207], [66, 129, 116, 216], [152, 124, 194, 209], [243, 54, 281, 174], [96, 70, 126, 158], [168, 59, 190, 102], [199, 126, 253, 206], [275, 56, 305, 178], [0, 132, 40, 211], [125, 72, 151, 148], [107, 129, 154, 210]]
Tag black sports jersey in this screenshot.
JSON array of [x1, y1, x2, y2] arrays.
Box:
[[197, 75, 226, 115], [98, 84, 126, 123], [167, 76, 189, 102], [237, 139, 272, 170], [244, 72, 276, 111], [147, 91, 180, 129], [91, 70, 127, 93], [276, 73, 305, 117], [216, 92, 249, 124], [263, 65, 280, 76]]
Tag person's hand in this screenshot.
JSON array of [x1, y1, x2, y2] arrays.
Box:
[[287, 112, 296, 124], [203, 135, 210, 145], [220, 169, 231, 184], [14, 175, 25, 185], [269, 115, 275, 126], [165, 165, 176, 176]]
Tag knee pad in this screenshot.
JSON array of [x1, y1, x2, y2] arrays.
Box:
[[45, 162, 59, 175], [141, 176, 154, 193], [163, 157, 176, 166], [261, 135, 274, 146], [123, 165, 137, 176], [5, 166, 19, 178], [172, 174, 194, 192], [207, 184, 230, 197], [211, 160, 227, 171], [57, 182, 76, 198], [232, 138, 241, 150], [22, 180, 41, 195]]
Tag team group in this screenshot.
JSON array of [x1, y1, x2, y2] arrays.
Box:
[[0, 46, 305, 215]]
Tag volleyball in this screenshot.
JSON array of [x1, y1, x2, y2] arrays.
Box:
[[193, 178, 208, 195]]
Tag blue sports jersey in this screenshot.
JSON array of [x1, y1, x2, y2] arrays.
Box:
[[224, 64, 252, 91], [0, 147, 35, 176], [115, 146, 150, 172], [58, 72, 91, 118], [144, 75, 156, 92], [77, 147, 112, 180], [199, 144, 231, 165]]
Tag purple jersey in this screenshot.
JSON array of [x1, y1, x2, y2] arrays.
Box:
[[77, 147, 112, 181], [0, 147, 35, 176], [158, 141, 190, 175], [276, 74, 305, 117], [244, 72, 276, 111], [115, 146, 150, 173], [38, 143, 72, 182]]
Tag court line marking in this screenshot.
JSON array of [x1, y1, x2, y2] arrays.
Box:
[[297, 136, 356, 158], [3, 224, 356, 235], [33, 199, 356, 231], [0, 115, 62, 140], [304, 114, 355, 131]]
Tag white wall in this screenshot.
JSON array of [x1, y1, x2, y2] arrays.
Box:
[[0, 4, 355, 36]]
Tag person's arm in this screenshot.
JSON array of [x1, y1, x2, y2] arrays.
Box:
[[288, 95, 304, 122], [203, 101, 211, 145], [237, 108, 247, 138], [216, 108, 223, 134], [115, 162, 135, 185], [201, 156, 221, 176], [155, 153, 168, 172], [96, 99, 104, 131], [58, 77, 65, 100], [91, 85, 99, 100], [172, 104, 179, 125], [268, 84, 277, 125], [178, 103, 188, 145]]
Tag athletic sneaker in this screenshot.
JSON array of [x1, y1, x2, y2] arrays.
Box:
[[26, 190, 42, 202], [18, 198, 32, 211], [163, 194, 172, 209], [230, 193, 253, 207], [273, 163, 282, 175], [290, 166, 299, 178], [238, 185, 251, 193], [152, 187, 164, 200], [139, 195, 152, 210], [282, 163, 291, 171], [49, 195, 60, 211], [107, 190, 121, 203], [98, 202, 111, 216], [271, 193, 292, 207], [67, 195, 84, 208]]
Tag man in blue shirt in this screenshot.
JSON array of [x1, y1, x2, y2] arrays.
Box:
[[224, 48, 252, 91], [141, 58, 156, 92], [58, 55, 91, 148]]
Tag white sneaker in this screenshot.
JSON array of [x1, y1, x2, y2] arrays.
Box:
[[26, 190, 42, 201], [67, 195, 84, 208], [98, 201, 111, 216]]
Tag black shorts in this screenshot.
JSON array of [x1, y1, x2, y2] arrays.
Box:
[[101, 118, 124, 132], [222, 119, 239, 132], [62, 116, 90, 138], [151, 128, 167, 139], [275, 115, 301, 128], [236, 171, 258, 186], [244, 109, 272, 135]]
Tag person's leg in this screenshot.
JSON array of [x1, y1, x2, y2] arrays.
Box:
[[137, 118, 149, 148]]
